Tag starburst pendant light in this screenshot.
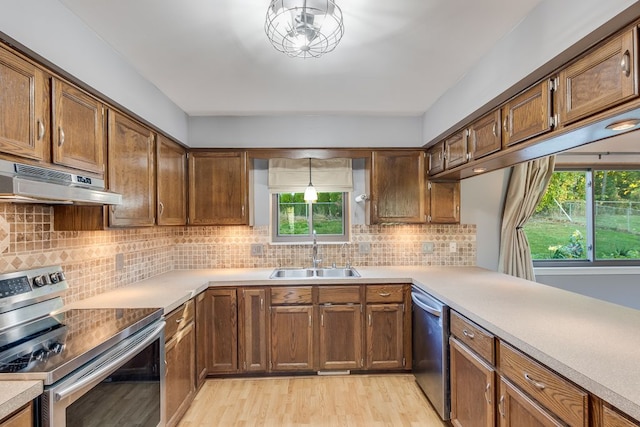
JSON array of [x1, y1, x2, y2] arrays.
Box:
[[265, 0, 344, 58], [303, 158, 318, 202]]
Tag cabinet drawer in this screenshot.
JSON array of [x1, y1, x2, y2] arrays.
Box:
[[366, 285, 404, 303], [498, 341, 588, 427], [450, 311, 495, 364], [270, 286, 313, 305], [165, 299, 195, 341], [318, 286, 360, 304], [603, 406, 639, 427]]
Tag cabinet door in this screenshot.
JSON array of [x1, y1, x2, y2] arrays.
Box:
[[371, 150, 426, 223], [445, 131, 469, 169], [558, 28, 637, 126], [427, 181, 460, 224], [0, 46, 48, 161], [195, 292, 207, 388], [497, 377, 564, 427], [468, 110, 501, 161], [319, 304, 363, 370], [188, 151, 248, 225], [206, 289, 238, 373], [107, 110, 156, 227], [156, 135, 187, 225], [165, 321, 196, 427], [270, 305, 314, 371], [52, 79, 105, 173], [240, 288, 267, 372], [603, 406, 639, 427], [450, 337, 495, 427], [0, 402, 32, 427], [365, 304, 404, 370], [501, 80, 552, 148], [427, 142, 445, 176]]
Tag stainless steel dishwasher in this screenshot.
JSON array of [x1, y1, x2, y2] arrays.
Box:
[[411, 285, 450, 421]]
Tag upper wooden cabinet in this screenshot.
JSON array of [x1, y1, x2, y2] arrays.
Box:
[[558, 27, 637, 126], [371, 150, 426, 224], [427, 141, 445, 175], [468, 110, 502, 161], [0, 46, 49, 162], [52, 79, 105, 174], [156, 136, 187, 225], [444, 131, 469, 169], [107, 110, 156, 227], [188, 151, 248, 225], [427, 181, 460, 224], [501, 79, 553, 148]]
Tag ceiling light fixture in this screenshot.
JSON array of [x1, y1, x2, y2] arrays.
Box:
[[265, 0, 344, 59], [605, 119, 640, 131], [303, 158, 318, 202]]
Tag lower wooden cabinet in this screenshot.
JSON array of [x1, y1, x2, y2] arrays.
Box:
[[240, 288, 267, 372], [194, 291, 207, 389], [206, 289, 238, 373], [365, 304, 404, 369], [319, 304, 363, 370], [603, 406, 639, 427], [165, 302, 196, 427], [497, 377, 563, 427], [270, 305, 314, 371], [450, 337, 495, 427], [0, 402, 32, 427]]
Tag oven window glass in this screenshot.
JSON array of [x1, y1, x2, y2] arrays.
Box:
[[66, 339, 161, 427]]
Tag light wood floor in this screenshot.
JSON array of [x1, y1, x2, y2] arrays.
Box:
[[178, 374, 449, 427]]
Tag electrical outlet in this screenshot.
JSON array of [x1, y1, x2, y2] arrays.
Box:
[[115, 253, 124, 271], [421, 242, 434, 254], [449, 242, 457, 253], [250, 244, 263, 256], [359, 242, 371, 254]]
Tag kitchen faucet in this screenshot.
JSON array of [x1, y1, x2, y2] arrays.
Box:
[[312, 230, 322, 269]]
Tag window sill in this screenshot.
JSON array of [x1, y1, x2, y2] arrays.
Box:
[[534, 266, 640, 276]]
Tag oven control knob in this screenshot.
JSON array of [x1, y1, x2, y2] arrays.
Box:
[[33, 349, 49, 362], [33, 275, 47, 287], [57, 271, 66, 282], [50, 342, 65, 354], [49, 273, 59, 284]]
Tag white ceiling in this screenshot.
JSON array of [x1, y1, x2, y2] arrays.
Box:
[[58, 0, 543, 117]]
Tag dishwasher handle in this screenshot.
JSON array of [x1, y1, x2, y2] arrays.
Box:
[[411, 292, 442, 317]]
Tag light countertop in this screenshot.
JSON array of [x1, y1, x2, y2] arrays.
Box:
[[63, 266, 640, 420], [0, 381, 42, 420]]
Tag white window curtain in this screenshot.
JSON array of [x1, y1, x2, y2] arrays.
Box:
[[498, 156, 556, 281], [268, 158, 353, 193]]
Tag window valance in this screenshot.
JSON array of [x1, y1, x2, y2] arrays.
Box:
[[268, 158, 353, 193]]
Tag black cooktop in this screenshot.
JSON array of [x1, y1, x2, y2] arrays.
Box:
[[0, 307, 162, 384]]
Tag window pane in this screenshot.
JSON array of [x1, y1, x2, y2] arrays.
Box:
[[312, 192, 344, 235], [593, 170, 640, 260], [525, 171, 588, 260], [277, 193, 309, 236]]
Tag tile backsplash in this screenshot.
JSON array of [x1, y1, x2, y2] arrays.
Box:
[[0, 204, 476, 304]]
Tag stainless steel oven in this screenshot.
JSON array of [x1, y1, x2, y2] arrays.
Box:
[[411, 285, 450, 421], [0, 266, 165, 427]]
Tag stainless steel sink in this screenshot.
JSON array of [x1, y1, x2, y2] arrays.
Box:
[[269, 267, 360, 279]]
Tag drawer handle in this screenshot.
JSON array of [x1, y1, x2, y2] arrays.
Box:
[[176, 317, 184, 323], [498, 395, 505, 417], [621, 50, 631, 77], [524, 372, 546, 390], [378, 292, 391, 297], [462, 329, 475, 339], [484, 383, 492, 404]]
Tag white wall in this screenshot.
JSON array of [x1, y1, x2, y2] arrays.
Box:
[[460, 169, 511, 271], [422, 0, 637, 145], [0, 0, 189, 143], [189, 116, 423, 148]]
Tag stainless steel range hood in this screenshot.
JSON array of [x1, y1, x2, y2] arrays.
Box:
[[0, 159, 122, 205]]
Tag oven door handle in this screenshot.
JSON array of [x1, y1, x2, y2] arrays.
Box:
[[411, 292, 442, 317], [54, 321, 165, 402]]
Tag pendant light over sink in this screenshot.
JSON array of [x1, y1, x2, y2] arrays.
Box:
[[303, 158, 318, 203], [265, 0, 344, 58]]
